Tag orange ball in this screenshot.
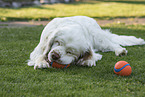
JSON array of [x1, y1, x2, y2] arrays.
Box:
[[50, 62, 70, 69], [114, 61, 132, 76]]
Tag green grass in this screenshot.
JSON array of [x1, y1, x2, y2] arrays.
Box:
[[0, 24, 145, 96], [0, 0, 145, 21]]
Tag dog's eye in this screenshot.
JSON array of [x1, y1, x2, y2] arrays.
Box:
[[66, 48, 76, 55], [66, 51, 72, 54], [55, 41, 60, 45]]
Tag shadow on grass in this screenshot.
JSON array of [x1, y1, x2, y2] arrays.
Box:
[[3, 5, 56, 10], [2, 16, 145, 22], [96, 0, 145, 4], [62, 0, 145, 5], [1, 16, 56, 21], [29, 6, 55, 10]]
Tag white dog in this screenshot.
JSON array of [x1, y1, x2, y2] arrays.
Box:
[[28, 16, 145, 69]]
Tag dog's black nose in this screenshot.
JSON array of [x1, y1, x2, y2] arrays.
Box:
[[52, 51, 60, 60]]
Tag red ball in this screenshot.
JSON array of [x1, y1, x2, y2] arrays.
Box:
[[114, 61, 132, 76], [50, 62, 70, 69]]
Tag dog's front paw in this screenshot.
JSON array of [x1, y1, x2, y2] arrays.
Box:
[[28, 60, 35, 66], [34, 60, 50, 69], [115, 48, 128, 56], [81, 59, 96, 66], [77, 53, 102, 66]]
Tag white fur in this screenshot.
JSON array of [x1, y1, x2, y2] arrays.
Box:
[[28, 16, 145, 69]]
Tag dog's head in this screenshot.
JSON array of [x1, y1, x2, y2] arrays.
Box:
[[47, 26, 91, 65]]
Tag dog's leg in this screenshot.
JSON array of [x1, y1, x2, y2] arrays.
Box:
[[28, 32, 54, 69], [114, 46, 128, 56], [28, 33, 56, 69], [28, 18, 63, 69], [99, 42, 128, 56], [77, 49, 102, 66], [28, 42, 50, 69]]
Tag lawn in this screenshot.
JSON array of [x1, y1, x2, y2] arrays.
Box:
[[0, 0, 145, 96], [0, 24, 145, 96], [0, 0, 145, 21]]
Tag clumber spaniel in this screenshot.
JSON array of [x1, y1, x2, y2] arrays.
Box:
[[28, 16, 145, 69]]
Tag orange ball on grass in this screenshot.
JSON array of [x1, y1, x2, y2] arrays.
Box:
[[114, 61, 132, 76]]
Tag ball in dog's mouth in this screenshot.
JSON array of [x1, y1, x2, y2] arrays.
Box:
[[50, 61, 70, 68]]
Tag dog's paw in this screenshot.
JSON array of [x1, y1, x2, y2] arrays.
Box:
[[94, 53, 102, 61], [79, 59, 96, 66], [77, 53, 102, 66], [34, 60, 50, 69], [115, 48, 128, 56], [28, 60, 35, 66]]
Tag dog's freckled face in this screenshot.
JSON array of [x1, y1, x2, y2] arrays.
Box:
[[48, 29, 87, 65], [27, 16, 145, 69]]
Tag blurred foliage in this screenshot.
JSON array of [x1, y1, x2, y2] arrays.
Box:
[[2, 0, 34, 2]]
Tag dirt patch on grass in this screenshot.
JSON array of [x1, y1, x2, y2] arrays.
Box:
[[0, 18, 145, 28]]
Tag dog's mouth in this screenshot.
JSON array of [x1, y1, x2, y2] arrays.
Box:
[[46, 51, 75, 65], [46, 57, 67, 65]]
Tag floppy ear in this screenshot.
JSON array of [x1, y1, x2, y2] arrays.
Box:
[[40, 18, 63, 55], [43, 32, 57, 55], [28, 18, 63, 67]]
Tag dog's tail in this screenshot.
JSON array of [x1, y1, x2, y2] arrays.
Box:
[[112, 34, 145, 46]]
